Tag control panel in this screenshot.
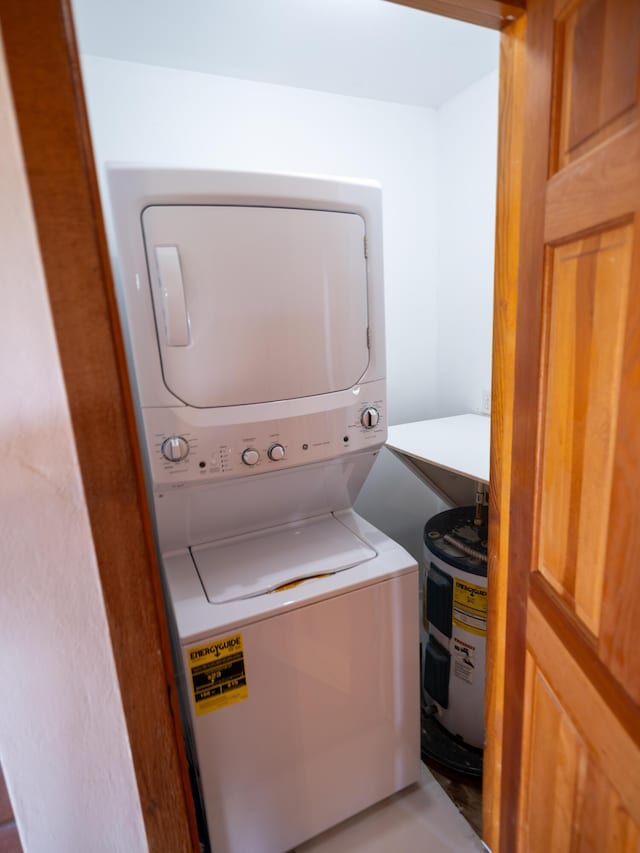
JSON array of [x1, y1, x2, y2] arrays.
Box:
[[142, 389, 385, 488]]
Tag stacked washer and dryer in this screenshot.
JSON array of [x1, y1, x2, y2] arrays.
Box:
[[107, 168, 420, 853]]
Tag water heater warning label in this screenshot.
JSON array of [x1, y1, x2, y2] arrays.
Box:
[[453, 637, 476, 684], [453, 578, 487, 637], [188, 633, 248, 716]]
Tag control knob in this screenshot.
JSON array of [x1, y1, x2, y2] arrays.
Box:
[[360, 407, 380, 429], [161, 435, 190, 462], [242, 448, 260, 466], [268, 443, 286, 461]]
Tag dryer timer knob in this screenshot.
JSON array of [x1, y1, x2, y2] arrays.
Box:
[[361, 407, 380, 429], [242, 448, 260, 466], [161, 435, 189, 462]]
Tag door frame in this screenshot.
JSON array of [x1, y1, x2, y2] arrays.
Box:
[[484, 14, 526, 850], [0, 2, 200, 850], [0, 2, 526, 851]]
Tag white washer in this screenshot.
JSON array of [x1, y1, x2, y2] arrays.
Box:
[[167, 511, 417, 853], [107, 167, 419, 853]]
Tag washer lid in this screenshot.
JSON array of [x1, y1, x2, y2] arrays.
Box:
[[190, 515, 377, 604], [142, 204, 370, 408]]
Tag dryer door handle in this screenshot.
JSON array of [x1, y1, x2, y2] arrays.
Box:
[[155, 245, 190, 347]]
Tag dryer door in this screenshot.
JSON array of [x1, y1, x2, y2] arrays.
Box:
[[141, 205, 370, 407]]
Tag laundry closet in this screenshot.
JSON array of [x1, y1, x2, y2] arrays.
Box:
[[72, 0, 499, 849]]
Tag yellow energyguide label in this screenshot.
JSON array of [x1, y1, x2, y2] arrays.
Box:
[[188, 633, 248, 716], [452, 578, 487, 637]]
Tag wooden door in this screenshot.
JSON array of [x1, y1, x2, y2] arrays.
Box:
[[502, 0, 640, 849]]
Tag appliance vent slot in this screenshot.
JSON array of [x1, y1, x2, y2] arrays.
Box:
[[424, 635, 450, 709], [427, 562, 453, 638]]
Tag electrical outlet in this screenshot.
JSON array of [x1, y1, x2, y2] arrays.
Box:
[[481, 388, 491, 415]]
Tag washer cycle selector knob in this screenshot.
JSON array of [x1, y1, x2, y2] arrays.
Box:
[[242, 448, 260, 466], [161, 435, 189, 462], [360, 407, 380, 429], [268, 443, 286, 461]]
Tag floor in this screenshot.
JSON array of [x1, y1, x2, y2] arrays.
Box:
[[427, 763, 483, 839], [295, 763, 483, 853]]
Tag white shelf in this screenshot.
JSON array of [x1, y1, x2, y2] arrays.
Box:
[[386, 414, 490, 506]]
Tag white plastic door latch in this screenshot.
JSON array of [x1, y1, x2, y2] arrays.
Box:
[[155, 245, 190, 346]]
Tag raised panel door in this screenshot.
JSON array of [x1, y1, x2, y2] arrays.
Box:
[[503, 0, 640, 848]]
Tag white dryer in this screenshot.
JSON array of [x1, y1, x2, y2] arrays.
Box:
[[107, 167, 419, 853]]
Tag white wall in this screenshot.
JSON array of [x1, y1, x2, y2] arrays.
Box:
[[435, 69, 498, 416], [0, 37, 147, 853], [81, 55, 444, 558], [362, 71, 498, 554]]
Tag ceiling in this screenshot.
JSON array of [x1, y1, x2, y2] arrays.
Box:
[[72, 0, 499, 109]]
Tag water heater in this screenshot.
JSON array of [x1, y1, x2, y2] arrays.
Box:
[[422, 506, 487, 750]]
